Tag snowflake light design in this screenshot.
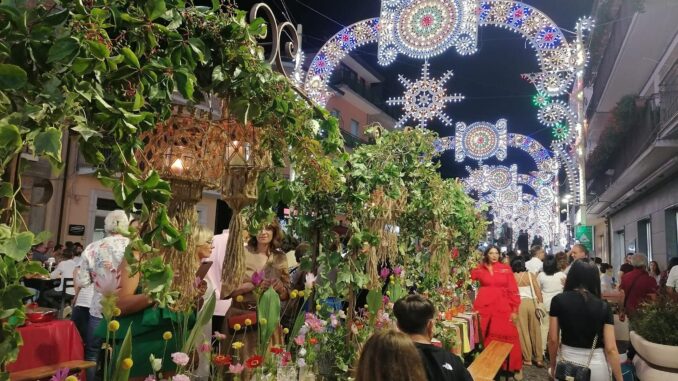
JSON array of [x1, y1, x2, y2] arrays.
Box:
[[552, 122, 570, 142], [387, 61, 464, 128]]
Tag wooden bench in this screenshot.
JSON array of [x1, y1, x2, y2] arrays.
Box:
[[10, 360, 96, 381], [468, 341, 514, 381]]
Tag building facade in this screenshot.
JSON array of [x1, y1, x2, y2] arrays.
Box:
[[586, 0, 678, 270]]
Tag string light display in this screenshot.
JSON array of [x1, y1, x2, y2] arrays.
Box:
[[377, 0, 479, 65], [386, 61, 465, 128], [454, 119, 507, 163], [532, 92, 551, 108], [552, 122, 570, 142]]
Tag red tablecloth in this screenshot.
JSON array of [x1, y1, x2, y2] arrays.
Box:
[[6, 320, 84, 372]]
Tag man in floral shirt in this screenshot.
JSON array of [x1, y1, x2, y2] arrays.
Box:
[[77, 210, 129, 381]]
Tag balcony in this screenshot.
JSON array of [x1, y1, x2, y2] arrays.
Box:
[[330, 73, 400, 121], [659, 61, 678, 133], [341, 129, 366, 149]]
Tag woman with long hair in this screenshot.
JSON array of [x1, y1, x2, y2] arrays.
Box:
[[223, 219, 290, 379], [355, 330, 428, 381], [471, 245, 523, 378], [548, 261, 623, 381], [648, 260, 661, 285], [512, 257, 544, 368]]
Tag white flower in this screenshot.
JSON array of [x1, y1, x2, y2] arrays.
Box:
[[337, 310, 347, 319], [305, 120, 320, 134], [304, 273, 317, 290], [297, 358, 306, 368], [149, 354, 162, 372], [299, 348, 307, 357]]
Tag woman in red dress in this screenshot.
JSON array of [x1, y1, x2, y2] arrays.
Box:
[[472, 245, 523, 377]]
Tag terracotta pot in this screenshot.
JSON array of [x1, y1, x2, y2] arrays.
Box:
[[630, 331, 678, 381]]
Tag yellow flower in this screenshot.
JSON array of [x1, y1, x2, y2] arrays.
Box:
[[259, 318, 267, 326], [298, 290, 305, 298], [364, 304, 368, 309], [121, 358, 133, 369], [233, 324, 242, 331], [236, 295, 244, 302], [290, 290, 299, 299], [65, 376, 78, 381], [232, 341, 244, 350], [389, 275, 395, 281], [108, 320, 120, 332], [315, 304, 322, 311], [283, 328, 290, 334], [244, 319, 252, 326], [163, 331, 173, 341], [386, 291, 391, 296], [113, 307, 121, 317]]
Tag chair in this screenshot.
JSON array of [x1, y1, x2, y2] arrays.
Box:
[[58, 278, 74, 319]]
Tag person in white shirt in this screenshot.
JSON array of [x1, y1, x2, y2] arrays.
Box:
[[525, 245, 545, 274], [666, 257, 678, 294], [77, 210, 130, 381], [72, 251, 94, 345], [41, 249, 78, 308], [537, 254, 566, 352], [599, 263, 615, 293]]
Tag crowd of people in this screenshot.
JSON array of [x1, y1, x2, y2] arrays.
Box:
[[24, 209, 678, 381]]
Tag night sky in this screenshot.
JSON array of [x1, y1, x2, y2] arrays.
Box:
[[228, 0, 594, 179]]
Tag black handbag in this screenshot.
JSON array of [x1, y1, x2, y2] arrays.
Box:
[[554, 334, 598, 381]]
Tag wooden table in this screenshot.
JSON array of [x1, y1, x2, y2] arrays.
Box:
[[468, 341, 514, 381]]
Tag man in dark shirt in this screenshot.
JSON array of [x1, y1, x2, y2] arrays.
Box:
[[393, 294, 473, 381]]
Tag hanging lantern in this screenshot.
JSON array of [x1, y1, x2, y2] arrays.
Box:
[[138, 103, 226, 310], [218, 105, 272, 295]]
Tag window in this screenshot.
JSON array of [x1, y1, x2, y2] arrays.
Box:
[[350, 119, 360, 136], [638, 219, 653, 261]]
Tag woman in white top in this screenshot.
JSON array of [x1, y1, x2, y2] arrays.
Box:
[[537, 255, 566, 352], [513, 257, 544, 367]]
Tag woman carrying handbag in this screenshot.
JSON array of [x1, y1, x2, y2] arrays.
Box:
[[548, 261, 623, 381]]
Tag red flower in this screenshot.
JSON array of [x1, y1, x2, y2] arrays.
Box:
[[309, 338, 318, 345], [270, 347, 284, 355], [213, 355, 232, 366], [245, 355, 263, 369]]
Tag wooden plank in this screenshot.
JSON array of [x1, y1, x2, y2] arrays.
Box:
[[468, 341, 514, 381], [10, 360, 96, 381]]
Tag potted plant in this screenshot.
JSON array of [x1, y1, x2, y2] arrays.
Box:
[[629, 296, 678, 380]]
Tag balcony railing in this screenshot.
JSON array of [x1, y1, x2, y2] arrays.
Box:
[[660, 62, 678, 128], [341, 129, 366, 149]]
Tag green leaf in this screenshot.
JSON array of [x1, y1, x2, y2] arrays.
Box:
[[188, 37, 207, 63], [144, 0, 167, 21], [112, 324, 133, 381], [121, 47, 140, 69], [0, 122, 22, 164], [181, 292, 216, 353], [173, 70, 194, 100], [33, 231, 52, 245], [72, 124, 101, 141], [47, 37, 79, 63], [0, 64, 27, 90], [366, 289, 382, 318], [0, 182, 12, 198], [257, 287, 281, 354], [44, 8, 70, 26], [0, 285, 33, 309], [1, 231, 34, 261], [71, 57, 95, 74], [86, 40, 110, 59], [34, 127, 62, 163]]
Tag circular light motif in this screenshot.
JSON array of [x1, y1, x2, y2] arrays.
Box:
[[488, 167, 512, 190], [395, 0, 460, 58], [463, 123, 500, 161], [552, 122, 570, 142]]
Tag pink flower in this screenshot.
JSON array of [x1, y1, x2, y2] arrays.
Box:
[[171, 352, 190, 366], [329, 314, 339, 328], [50, 368, 69, 381], [144, 377, 156, 381], [379, 268, 390, 279], [228, 363, 245, 374], [251, 270, 264, 287], [304, 313, 325, 333], [281, 351, 292, 366], [382, 295, 390, 305], [94, 269, 120, 296], [304, 273, 317, 289], [213, 331, 226, 340], [198, 342, 211, 353], [294, 335, 305, 346], [393, 266, 402, 276], [172, 375, 190, 381]]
